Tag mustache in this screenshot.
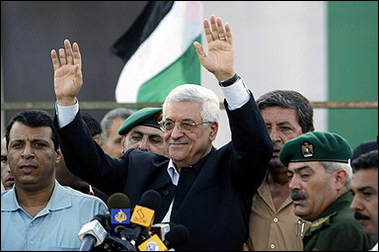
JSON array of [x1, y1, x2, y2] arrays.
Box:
[[354, 212, 370, 221], [168, 140, 189, 145], [291, 191, 308, 201]]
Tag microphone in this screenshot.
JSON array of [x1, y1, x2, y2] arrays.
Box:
[[107, 192, 132, 236], [150, 223, 171, 240], [78, 216, 108, 251], [92, 212, 111, 229], [102, 193, 136, 251], [129, 190, 161, 245], [163, 224, 190, 250], [138, 224, 190, 251], [138, 234, 167, 251]]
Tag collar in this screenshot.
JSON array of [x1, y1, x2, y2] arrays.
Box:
[[166, 146, 214, 186], [167, 159, 180, 186], [1, 180, 72, 214], [305, 191, 353, 235], [317, 191, 352, 219]]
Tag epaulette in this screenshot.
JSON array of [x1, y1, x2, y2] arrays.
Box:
[[308, 212, 337, 233]]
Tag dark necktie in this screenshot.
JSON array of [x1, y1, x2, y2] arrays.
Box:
[[172, 167, 197, 215]]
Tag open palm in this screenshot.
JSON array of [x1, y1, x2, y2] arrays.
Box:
[[51, 39, 83, 106], [194, 15, 235, 82]]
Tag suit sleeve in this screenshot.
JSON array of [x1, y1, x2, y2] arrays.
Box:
[[225, 92, 273, 196], [54, 110, 128, 195]]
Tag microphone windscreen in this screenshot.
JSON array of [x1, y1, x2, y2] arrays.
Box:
[[165, 224, 190, 249], [107, 192, 131, 210], [139, 190, 161, 210], [92, 212, 110, 226]]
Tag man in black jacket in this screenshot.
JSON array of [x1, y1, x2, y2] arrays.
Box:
[[50, 15, 272, 251]]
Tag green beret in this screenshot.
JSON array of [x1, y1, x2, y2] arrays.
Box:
[[279, 131, 352, 167], [118, 107, 162, 135]]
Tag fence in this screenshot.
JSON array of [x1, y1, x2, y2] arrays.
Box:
[[1, 101, 378, 111]]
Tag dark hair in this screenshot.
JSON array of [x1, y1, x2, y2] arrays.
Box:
[[257, 90, 314, 133], [351, 139, 378, 163], [81, 112, 102, 137], [5, 110, 59, 151], [352, 150, 378, 171]]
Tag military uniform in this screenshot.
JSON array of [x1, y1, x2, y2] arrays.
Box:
[[303, 192, 377, 251]]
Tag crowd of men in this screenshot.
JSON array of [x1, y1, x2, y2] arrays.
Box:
[[1, 14, 377, 251]]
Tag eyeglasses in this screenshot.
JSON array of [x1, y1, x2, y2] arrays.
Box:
[[160, 119, 213, 133]]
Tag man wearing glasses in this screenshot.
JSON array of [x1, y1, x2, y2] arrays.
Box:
[[51, 15, 272, 251]]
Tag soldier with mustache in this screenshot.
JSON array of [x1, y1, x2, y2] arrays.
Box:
[[281, 131, 377, 251], [350, 149, 378, 251]]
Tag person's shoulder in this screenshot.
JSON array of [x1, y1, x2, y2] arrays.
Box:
[[62, 185, 107, 206], [1, 190, 9, 197], [127, 148, 169, 164], [1, 189, 14, 203], [328, 208, 367, 235]]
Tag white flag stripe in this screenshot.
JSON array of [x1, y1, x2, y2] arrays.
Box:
[[116, 1, 203, 103]]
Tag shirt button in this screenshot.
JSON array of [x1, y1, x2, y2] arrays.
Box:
[[163, 189, 169, 196], [270, 244, 275, 249], [274, 218, 278, 222], [30, 239, 34, 245]]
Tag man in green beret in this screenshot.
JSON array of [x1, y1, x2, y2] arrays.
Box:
[[118, 107, 168, 156], [280, 131, 377, 251]]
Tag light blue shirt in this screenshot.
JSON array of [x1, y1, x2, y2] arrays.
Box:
[[1, 180, 108, 251]]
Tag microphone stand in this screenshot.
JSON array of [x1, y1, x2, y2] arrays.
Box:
[[97, 234, 136, 251]]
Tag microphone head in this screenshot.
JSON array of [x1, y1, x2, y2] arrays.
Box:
[[107, 192, 131, 211], [164, 224, 190, 250], [107, 193, 132, 235], [139, 190, 161, 210], [92, 212, 111, 227]]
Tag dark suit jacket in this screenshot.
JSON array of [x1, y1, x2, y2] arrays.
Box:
[[54, 96, 272, 251]]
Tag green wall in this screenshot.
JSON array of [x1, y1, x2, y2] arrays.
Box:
[[328, 1, 378, 149]]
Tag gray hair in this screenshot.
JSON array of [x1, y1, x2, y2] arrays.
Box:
[[320, 161, 353, 188], [100, 108, 133, 142], [162, 84, 220, 123], [257, 90, 314, 133]]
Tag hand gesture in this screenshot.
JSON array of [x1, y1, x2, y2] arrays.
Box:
[[51, 39, 83, 106], [194, 15, 235, 82]]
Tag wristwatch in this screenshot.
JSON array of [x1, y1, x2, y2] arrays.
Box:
[[218, 73, 240, 87]]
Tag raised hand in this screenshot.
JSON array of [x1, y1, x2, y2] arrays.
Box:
[[193, 15, 235, 82], [51, 39, 83, 106]]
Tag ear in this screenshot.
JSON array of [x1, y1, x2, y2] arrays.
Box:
[[55, 147, 62, 164], [333, 169, 348, 190], [209, 121, 219, 141], [97, 137, 105, 148], [120, 135, 127, 154]]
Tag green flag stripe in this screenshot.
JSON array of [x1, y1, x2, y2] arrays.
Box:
[[137, 35, 202, 103]]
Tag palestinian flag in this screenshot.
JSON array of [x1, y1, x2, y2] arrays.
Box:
[[112, 1, 203, 103]]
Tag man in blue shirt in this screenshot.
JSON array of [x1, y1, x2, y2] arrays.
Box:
[[1, 110, 107, 251]]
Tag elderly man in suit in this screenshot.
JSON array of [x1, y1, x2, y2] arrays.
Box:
[[50, 15, 272, 250]]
